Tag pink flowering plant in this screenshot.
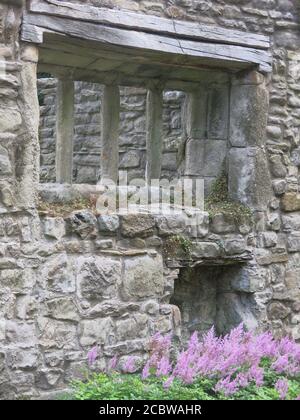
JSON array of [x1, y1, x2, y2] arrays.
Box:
[[72, 324, 300, 400]]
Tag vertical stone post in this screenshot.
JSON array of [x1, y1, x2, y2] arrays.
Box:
[[228, 71, 272, 209], [56, 78, 75, 184], [100, 84, 120, 183], [184, 87, 208, 177], [146, 87, 163, 183]]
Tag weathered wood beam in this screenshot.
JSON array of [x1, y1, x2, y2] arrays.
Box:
[[100, 85, 120, 183], [146, 87, 163, 182], [29, 0, 270, 50], [21, 13, 272, 73], [56, 78, 74, 184]]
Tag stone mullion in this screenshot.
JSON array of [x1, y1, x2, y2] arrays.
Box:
[[56, 78, 75, 184], [100, 84, 120, 183]]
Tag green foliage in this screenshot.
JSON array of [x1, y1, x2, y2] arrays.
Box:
[[70, 372, 300, 401], [205, 172, 252, 225], [163, 235, 192, 260], [71, 373, 215, 401]]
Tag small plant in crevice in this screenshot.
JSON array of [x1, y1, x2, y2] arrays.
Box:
[[205, 172, 253, 226], [163, 235, 193, 260]]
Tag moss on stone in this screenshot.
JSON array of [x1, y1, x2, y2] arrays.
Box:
[[205, 172, 253, 225], [163, 235, 192, 260], [37, 196, 95, 217]]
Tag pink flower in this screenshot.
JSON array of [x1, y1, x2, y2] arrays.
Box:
[[109, 356, 118, 371], [87, 346, 98, 366], [275, 379, 289, 400], [123, 356, 137, 373], [163, 376, 174, 389]]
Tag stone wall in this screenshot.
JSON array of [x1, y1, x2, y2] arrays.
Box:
[[38, 79, 185, 184], [0, 0, 300, 400]]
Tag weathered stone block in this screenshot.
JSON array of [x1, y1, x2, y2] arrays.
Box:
[[228, 147, 272, 209], [267, 302, 291, 320], [187, 212, 209, 238], [281, 192, 300, 211], [79, 318, 114, 347], [46, 298, 79, 322], [0, 108, 22, 133], [120, 214, 156, 238], [156, 214, 186, 236], [66, 210, 97, 239], [229, 82, 268, 147], [0, 145, 12, 175], [211, 213, 236, 234], [97, 215, 119, 233], [6, 349, 38, 370], [122, 255, 164, 300], [43, 217, 66, 240], [191, 242, 221, 259], [258, 232, 278, 248], [282, 214, 300, 231], [287, 233, 300, 252], [38, 318, 77, 350], [41, 254, 75, 294], [95, 239, 113, 249], [224, 237, 247, 255], [272, 179, 287, 196], [77, 256, 121, 302], [116, 314, 148, 341], [185, 139, 227, 177], [269, 155, 287, 178], [5, 321, 37, 348]]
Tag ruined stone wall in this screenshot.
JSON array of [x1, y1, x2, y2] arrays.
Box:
[[0, 0, 300, 400]]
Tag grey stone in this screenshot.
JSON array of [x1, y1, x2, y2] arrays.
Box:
[[0, 146, 12, 175], [43, 217, 66, 240], [287, 233, 300, 252], [269, 155, 287, 178], [95, 239, 113, 249], [211, 213, 236, 234], [116, 314, 148, 341], [38, 318, 78, 350], [229, 82, 268, 147], [119, 150, 140, 168], [228, 147, 272, 209], [77, 256, 121, 302], [291, 147, 300, 166], [185, 139, 227, 177], [156, 214, 186, 236], [258, 232, 278, 248], [67, 210, 97, 239], [267, 302, 291, 320], [224, 237, 247, 255], [5, 321, 37, 348], [79, 318, 114, 347], [122, 255, 164, 300], [191, 242, 221, 259], [46, 298, 79, 322], [120, 214, 156, 238], [6, 349, 38, 369], [282, 214, 300, 231], [97, 215, 119, 233]]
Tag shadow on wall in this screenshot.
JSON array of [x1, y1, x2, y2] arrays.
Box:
[[170, 265, 258, 341]]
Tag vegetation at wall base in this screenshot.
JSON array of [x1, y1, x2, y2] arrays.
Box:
[[67, 325, 300, 401], [70, 372, 300, 401]]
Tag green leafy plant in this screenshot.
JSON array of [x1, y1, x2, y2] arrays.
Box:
[[163, 235, 192, 260], [205, 172, 252, 225]]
